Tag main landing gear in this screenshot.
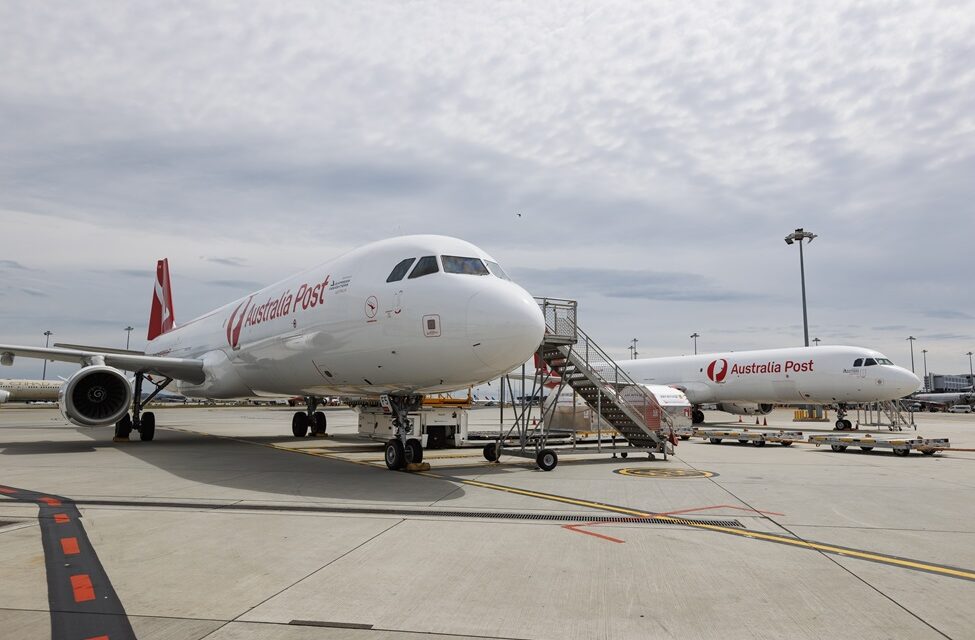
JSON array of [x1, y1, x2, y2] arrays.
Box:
[[292, 396, 328, 437], [381, 394, 424, 470], [114, 372, 172, 442], [691, 408, 705, 425], [834, 404, 854, 431]]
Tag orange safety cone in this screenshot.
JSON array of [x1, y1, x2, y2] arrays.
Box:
[[763, 417, 768, 426], [738, 416, 743, 423], [755, 417, 760, 425]]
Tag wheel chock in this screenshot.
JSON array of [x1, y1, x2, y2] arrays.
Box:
[[405, 462, 431, 472], [310, 431, 328, 438], [112, 436, 130, 443]]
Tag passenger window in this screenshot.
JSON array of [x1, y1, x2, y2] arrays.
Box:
[[386, 258, 416, 283], [408, 256, 439, 279], [864, 358, 877, 366], [442, 255, 489, 275], [486, 260, 511, 280], [853, 359, 863, 367]]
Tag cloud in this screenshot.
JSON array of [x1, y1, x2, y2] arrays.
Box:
[[925, 310, 974, 320], [0, 260, 28, 270], [203, 256, 247, 267], [207, 279, 263, 289]]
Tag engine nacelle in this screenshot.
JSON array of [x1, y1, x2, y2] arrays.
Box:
[[716, 402, 774, 416], [59, 366, 132, 427], [0, 389, 9, 403]]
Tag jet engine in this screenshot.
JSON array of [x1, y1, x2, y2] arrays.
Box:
[[0, 389, 9, 403], [58, 366, 132, 427], [716, 402, 774, 416]]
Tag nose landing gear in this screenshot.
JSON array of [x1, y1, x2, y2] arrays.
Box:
[[381, 394, 425, 470], [834, 404, 853, 430]]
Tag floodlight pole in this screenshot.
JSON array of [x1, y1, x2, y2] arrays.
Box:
[[125, 326, 134, 350], [907, 336, 917, 373], [690, 332, 699, 355], [628, 338, 638, 360], [967, 351, 974, 387], [922, 349, 928, 389], [784, 228, 817, 347]]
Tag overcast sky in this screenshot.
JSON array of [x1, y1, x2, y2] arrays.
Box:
[[2, 1, 973, 381]]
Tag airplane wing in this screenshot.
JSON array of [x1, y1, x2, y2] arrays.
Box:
[[0, 344, 205, 384]]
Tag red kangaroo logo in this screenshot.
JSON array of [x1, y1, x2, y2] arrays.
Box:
[[706, 358, 729, 383], [226, 296, 253, 350]]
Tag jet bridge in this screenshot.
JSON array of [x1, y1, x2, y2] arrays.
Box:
[[487, 298, 676, 470]]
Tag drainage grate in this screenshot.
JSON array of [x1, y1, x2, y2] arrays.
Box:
[[4, 497, 743, 528]]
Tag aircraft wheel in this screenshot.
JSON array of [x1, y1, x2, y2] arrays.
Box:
[[291, 412, 309, 438], [679, 435, 690, 441], [115, 414, 133, 439], [482, 443, 499, 462], [404, 439, 423, 465], [139, 412, 155, 441], [922, 450, 936, 456], [384, 439, 406, 470], [834, 420, 846, 430], [830, 444, 847, 452], [752, 439, 767, 447], [620, 451, 628, 458], [893, 447, 910, 457], [738, 439, 748, 444], [860, 446, 874, 452], [709, 438, 722, 444], [312, 411, 327, 435], [536, 448, 558, 471], [692, 409, 705, 424]]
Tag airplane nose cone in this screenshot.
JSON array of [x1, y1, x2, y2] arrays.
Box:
[[467, 286, 545, 371], [899, 368, 923, 396]]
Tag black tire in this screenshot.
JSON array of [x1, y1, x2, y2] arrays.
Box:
[[139, 412, 155, 441], [483, 443, 500, 462], [384, 439, 405, 470], [922, 450, 936, 456], [679, 435, 690, 441], [835, 420, 846, 431], [115, 414, 133, 439], [709, 438, 722, 444], [844, 419, 853, 430], [620, 451, 628, 459], [893, 447, 910, 457], [860, 446, 874, 452], [738, 439, 748, 444], [692, 409, 705, 424], [830, 444, 847, 452], [312, 411, 327, 435], [292, 412, 309, 438], [780, 441, 793, 447], [536, 448, 558, 471], [405, 439, 423, 465], [753, 439, 767, 447]]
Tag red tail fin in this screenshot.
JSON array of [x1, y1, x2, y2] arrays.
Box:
[[147, 259, 175, 340]]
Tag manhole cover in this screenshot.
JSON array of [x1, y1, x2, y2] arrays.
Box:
[[614, 468, 716, 479]]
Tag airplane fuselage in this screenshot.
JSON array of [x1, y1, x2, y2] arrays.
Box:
[[619, 346, 921, 405], [147, 236, 545, 399], [0, 379, 62, 403]]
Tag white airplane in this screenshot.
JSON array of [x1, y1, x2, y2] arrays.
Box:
[[910, 389, 975, 410], [619, 345, 922, 430], [0, 235, 545, 469], [0, 379, 62, 404]]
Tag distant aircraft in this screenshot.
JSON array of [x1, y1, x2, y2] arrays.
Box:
[[619, 346, 921, 430], [0, 235, 545, 469], [0, 379, 61, 404], [910, 389, 974, 410]]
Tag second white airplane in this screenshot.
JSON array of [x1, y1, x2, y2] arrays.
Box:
[[619, 345, 921, 430]]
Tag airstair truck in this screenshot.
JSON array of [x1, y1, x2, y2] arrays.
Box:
[[618, 384, 692, 437]]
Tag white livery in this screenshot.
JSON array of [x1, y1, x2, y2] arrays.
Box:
[[0, 235, 546, 469], [0, 379, 62, 404], [619, 345, 921, 430]]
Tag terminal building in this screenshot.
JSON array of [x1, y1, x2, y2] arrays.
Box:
[[925, 373, 974, 392]]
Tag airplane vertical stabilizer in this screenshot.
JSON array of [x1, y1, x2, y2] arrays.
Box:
[[147, 258, 175, 340]]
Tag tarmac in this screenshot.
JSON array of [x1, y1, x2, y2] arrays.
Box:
[[1, 405, 974, 639]]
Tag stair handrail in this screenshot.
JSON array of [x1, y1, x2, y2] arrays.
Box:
[[570, 325, 677, 436]]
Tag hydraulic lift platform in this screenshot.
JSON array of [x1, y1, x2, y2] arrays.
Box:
[[808, 434, 950, 456], [693, 428, 803, 447]]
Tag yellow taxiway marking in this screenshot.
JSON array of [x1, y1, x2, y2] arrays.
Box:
[[165, 427, 975, 582]]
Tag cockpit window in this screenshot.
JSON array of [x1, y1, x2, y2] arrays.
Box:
[[408, 255, 439, 279], [853, 358, 863, 367], [442, 255, 489, 275], [386, 258, 416, 283], [864, 358, 877, 366], [485, 260, 511, 280], [877, 358, 893, 365]]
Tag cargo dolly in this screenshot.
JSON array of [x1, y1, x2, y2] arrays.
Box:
[[808, 434, 950, 457], [694, 428, 803, 447]]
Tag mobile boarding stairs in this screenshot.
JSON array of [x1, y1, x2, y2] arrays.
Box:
[[488, 298, 676, 471]]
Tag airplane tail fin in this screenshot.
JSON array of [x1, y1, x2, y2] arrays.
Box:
[[147, 259, 176, 340]]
